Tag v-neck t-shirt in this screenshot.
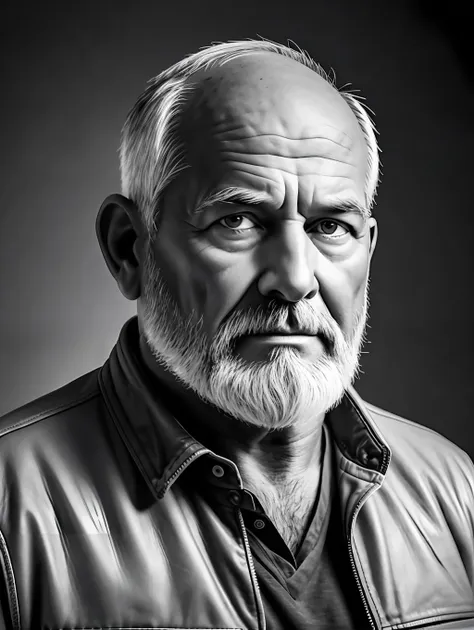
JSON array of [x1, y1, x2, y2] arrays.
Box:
[[240, 424, 370, 630]]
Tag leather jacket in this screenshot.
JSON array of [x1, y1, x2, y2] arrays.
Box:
[[0, 317, 473, 630]]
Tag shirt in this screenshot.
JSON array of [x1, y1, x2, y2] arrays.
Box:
[[241, 424, 369, 629]]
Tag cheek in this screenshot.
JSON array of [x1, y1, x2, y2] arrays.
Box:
[[318, 247, 370, 334], [198, 256, 259, 336], [155, 230, 258, 337]]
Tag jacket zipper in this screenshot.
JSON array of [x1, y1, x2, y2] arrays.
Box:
[[347, 491, 380, 630], [237, 509, 266, 630], [157, 448, 209, 498]]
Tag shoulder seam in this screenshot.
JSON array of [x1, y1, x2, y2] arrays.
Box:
[[0, 389, 100, 439]]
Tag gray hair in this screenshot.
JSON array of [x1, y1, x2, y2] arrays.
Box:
[[120, 39, 380, 234]]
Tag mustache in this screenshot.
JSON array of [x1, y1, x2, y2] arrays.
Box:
[[213, 300, 339, 349]]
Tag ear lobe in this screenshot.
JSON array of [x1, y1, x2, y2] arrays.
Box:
[[96, 194, 143, 301]]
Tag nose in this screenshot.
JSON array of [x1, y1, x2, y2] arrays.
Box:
[[257, 223, 318, 302]]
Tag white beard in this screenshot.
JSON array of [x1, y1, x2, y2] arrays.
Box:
[[140, 244, 368, 431]]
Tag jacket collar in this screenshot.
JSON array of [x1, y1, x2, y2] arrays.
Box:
[[98, 317, 391, 499]]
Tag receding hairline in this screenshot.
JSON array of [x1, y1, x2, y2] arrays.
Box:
[[179, 49, 351, 129]]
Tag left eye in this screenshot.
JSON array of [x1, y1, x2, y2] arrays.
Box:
[[314, 220, 349, 237], [219, 215, 257, 230]]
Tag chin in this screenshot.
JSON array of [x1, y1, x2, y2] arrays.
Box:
[[202, 347, 354, 431]]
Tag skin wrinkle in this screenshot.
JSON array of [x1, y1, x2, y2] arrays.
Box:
[[215, 133, 353, 151], [218, 162, 356, 180], [214, 129, 354, 146], [215, 131, 352, 149], [213, 158, 355, 180], [207, 136, 360, 200], [193, 186, 370, 226], [214, 133, 352, 149], [219, 152, 357, 167], [214, 132, 354, 158], [197, 167, 362, 227]]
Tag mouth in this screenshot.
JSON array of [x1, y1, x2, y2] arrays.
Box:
[[250, 328, 316, 336], [229, 331, 328, 362], [245, 330, 333, 353]]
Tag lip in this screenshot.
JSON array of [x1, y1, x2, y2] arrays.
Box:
[[241, 334, 320, 345], [252, 330, 316, 337], [234, 333, 326, 360], [238, 331, 331, 353], [250, 333, 314, 338]]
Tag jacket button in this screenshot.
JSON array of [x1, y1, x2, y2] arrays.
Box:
[[212, 465, 225, 478], [228, 490, 242, 506], [254, 519, 265, 530]]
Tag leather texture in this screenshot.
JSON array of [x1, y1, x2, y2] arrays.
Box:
[[0, 317, 473, 630]]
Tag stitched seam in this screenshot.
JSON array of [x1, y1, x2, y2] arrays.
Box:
[[0, 528, 20, 629], [0, 390, 100, 439]]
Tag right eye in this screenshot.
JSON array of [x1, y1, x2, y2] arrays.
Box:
[[218, 215, 259, 231]]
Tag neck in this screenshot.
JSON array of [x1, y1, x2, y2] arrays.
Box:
[[138, 334, 326, 484]]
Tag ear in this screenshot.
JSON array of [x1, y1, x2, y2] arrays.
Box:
[[96, 194, 143, 300], [368, 217, 378, 263]]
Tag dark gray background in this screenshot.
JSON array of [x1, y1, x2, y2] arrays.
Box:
[[1, 0, 473, 457]]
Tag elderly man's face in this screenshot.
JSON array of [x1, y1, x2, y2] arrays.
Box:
[[139, 53, 376, 429]]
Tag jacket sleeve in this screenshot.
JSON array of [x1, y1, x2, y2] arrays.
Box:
[[456, 448, 474, 592]]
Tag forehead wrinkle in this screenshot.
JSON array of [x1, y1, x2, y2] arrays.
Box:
[[212, 127, 357, 169], [182, 89, 360, 157], [218, 150, 358, 169], [213, 128, 354, 147], [214, 133, 353, 153], [212, 123, 355, 149], [180, 80, 367, 197], [218, 158, 357, 181]]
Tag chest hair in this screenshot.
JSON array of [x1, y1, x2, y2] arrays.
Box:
[[247, 476, 319, 555]]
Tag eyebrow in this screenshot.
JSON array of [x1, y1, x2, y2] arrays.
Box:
[[326, 198, 371, 219], [193, 187, 273, 214], [193, 186, 370, 219]]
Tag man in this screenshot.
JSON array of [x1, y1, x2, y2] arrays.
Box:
[[0, 38, 473, 630]]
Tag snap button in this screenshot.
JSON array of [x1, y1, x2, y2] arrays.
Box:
[[253, 519, 265, 530], [212, 465, 225, 478], [228, 490, 242, 506]]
